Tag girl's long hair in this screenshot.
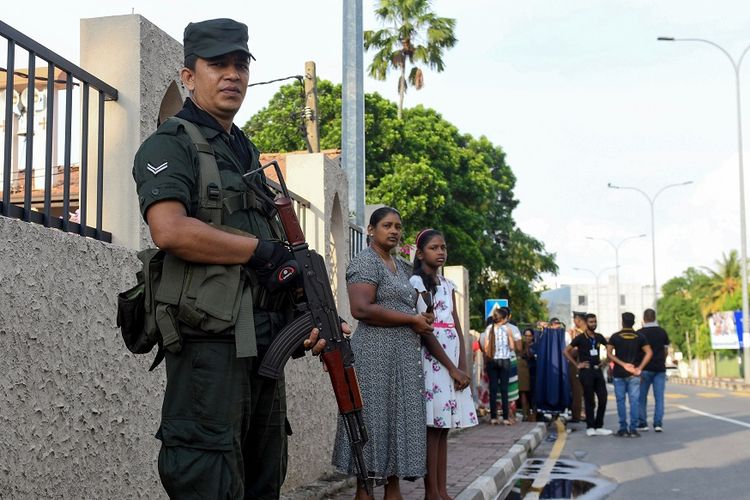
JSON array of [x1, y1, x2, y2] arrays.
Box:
[[412, 228, 443, 294]]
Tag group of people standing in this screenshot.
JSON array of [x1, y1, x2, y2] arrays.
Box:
[[564, 309, 671, 438], [333, 207, 478, 500]]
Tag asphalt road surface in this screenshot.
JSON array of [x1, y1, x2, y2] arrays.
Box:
[[502, 381, 750, 499]]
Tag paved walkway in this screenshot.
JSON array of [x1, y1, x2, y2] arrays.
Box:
[[323, 420, 540, 499]]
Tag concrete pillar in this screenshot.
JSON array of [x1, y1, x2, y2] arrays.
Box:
[[80, 14, 183, 250], [445, 266, 472, 378], [285, 153, 352, 323]]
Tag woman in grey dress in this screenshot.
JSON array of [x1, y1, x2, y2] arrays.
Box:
[[332, 207, 434, 500]]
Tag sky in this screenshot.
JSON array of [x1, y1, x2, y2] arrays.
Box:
[[3, 0, 750, 294]]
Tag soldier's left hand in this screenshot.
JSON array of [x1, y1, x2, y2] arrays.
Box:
[[304, 328, 326, 355]]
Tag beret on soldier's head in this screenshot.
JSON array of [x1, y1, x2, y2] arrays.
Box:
[[183, 18, 254, 60]]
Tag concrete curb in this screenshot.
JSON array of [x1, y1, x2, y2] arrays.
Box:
[[670, 377, 749, 392], [455, 423, 546, 500]]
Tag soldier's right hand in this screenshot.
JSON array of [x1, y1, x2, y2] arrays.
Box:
[[246, 240, 299, 293]]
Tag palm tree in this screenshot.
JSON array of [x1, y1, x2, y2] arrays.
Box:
[[364, 0, 457, 119], [700, 250, 742, 314]]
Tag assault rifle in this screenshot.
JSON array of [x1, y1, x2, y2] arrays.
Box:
[[248, 161, 372, 495]]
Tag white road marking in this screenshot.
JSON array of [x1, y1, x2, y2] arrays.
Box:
[[676, 405, 750, 429]]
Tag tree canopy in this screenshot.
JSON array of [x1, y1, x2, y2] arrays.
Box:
[[364, 0, 457, 118], [243, 79, 557, 329], [657, 252, 744, 360]]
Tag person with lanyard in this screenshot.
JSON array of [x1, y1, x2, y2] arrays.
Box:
[[564, 313, 611, 436], [479, 307, 517, 425], [607, 312, 653, 437]]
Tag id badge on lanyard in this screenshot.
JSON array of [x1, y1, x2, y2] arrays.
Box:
[[589, 337, 598, 357]]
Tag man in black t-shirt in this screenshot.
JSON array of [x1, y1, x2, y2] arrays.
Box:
[[607, 312, 653, 437], [636, 308, 671, 432], [564, 313, 611, 436]]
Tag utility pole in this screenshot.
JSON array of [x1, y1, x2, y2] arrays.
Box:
[[685, 330, 693, 376], [658, 37, 750, 384], [303, 61, 320, 153], [342, 0, 365, 226]]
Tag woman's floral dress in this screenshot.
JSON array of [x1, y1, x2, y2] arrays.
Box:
[[411, 275, 478, 429]]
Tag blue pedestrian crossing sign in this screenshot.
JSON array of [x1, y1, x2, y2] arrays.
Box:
[[484, 299, 509, 321]]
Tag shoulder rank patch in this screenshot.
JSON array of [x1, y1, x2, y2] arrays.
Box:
[[146, 161, 169, 175]]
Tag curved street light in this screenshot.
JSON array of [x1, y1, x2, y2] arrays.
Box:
[[658, 36, 750, 384], [608, 180, 693, 308], [586, 234, 647, 322]]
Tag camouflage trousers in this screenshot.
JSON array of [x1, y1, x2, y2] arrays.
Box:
[[156, 338, 288, 499]]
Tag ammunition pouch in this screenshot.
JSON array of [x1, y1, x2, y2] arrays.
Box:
[[116, 249, 166, 370], [156, 254, 258, 359]]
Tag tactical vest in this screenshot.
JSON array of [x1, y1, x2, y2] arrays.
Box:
[[119, 118, 285, 368]]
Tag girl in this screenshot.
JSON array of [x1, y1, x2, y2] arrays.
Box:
[[332, 207, 434, 500], [410, 229, 478, 500]]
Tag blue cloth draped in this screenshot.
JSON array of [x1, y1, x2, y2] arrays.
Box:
[[533, 327, 571, 412]]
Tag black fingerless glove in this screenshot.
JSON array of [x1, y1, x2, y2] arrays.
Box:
[[246, 240, 299, 293]]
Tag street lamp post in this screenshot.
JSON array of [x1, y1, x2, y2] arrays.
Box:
[[586, 234, 647, 323], [608, 181, 693, 309], [658, 36, 750, 385], [572, 266, 617, 315]]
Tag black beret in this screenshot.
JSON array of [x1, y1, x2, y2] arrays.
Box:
[[184, 18, 254, 60]]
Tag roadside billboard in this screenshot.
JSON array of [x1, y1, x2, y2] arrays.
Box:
[[708, 311, 743, 349]]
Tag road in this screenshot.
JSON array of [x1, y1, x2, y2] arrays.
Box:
[[502, 381, 750, 499]]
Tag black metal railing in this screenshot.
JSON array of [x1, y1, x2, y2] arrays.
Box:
[[1, 20, 117, 241], [349, 222, 365, 260]]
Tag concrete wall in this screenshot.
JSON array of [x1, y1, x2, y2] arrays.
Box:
[[0, 214, 344, 498], [285, 153, 352, 324], [0, 216, 159, 498], [80, 14, 185, 251]]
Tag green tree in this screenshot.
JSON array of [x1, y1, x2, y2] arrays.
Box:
[[245, 79, 343, 152], [700, 250, 742, 314], [243, 79, 557, 329], [657, 267, 710, 358], [364, 0, 457, 119]]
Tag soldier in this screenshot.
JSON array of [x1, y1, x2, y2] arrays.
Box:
[[132, 18, 340, 499]]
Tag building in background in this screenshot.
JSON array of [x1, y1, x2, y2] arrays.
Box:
[[542, 275, 655, 336]]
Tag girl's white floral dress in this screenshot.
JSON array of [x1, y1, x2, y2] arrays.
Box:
[[410, 275, 478, 429]]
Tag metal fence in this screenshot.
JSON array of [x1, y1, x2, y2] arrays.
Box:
[[1, 21, 118, 241], [349, 222, 365, 260]]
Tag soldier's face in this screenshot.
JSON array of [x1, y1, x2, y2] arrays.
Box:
[[182, 52, 249, 124]]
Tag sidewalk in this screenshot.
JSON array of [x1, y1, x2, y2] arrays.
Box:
[[283, 420, 546, 500]]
